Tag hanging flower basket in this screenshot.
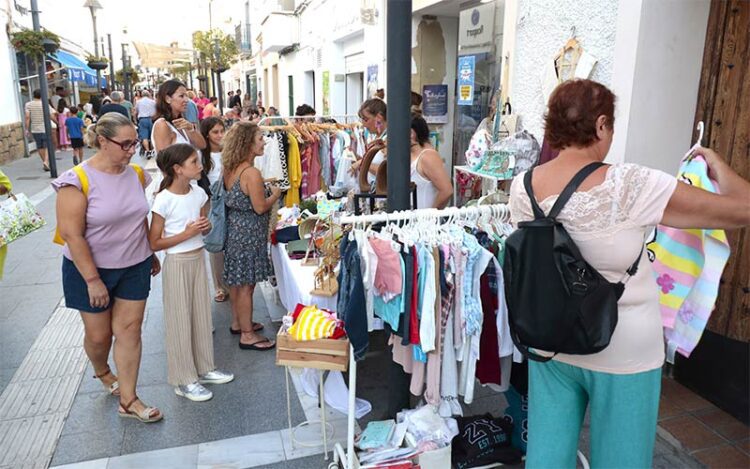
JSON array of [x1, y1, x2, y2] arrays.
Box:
[[86, 55, 109, 70], [10, 28, 60, 59], [196, 74, 208, 81]]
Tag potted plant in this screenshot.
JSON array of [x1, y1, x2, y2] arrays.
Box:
[[10, 28, 60, 59], [86, 55, 109, 70]]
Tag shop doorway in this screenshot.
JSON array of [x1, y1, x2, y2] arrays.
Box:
[[345, 72, 363, 116], [246, 72, 258, 106], [451, 1, 504, 167], [675, 0, 749, 424], [271, 65, 280, 109], [304, 71, 315, 109]]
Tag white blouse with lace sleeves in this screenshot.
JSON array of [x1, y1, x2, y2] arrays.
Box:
[[508, 163, 678, 374]]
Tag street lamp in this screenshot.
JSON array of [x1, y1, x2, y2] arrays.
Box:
[[83, 0, 103, 94], [121, 27, 131, 102]]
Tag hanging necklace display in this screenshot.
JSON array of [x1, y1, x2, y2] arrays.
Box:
[[311, 216, 340, 297]]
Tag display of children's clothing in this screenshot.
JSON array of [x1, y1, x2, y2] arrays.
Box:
[[337, 212, 518, 418]]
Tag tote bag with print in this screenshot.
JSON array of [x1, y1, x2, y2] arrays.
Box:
[[0, 193, 45, 247]]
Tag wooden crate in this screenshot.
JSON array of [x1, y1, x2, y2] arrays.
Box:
[[275, 330, 350, 372]]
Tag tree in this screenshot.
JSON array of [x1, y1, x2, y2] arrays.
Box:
[[115, 67, 141, 85], [170, 63, 192, 83], [192, 29, 239, 72]]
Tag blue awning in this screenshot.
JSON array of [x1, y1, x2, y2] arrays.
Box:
[[50, 50, 105, 88]]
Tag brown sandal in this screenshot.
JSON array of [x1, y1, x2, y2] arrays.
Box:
[[214, 290, 229, 302], [94, 367, 120, 396], [118, 396, 163, 423]]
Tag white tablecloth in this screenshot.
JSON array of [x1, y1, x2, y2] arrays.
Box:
[[270, 243, 338, 313]]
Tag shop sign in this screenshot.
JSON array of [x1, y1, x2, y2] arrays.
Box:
[[459, 2, 495, 51], [422, 84, 448, 124], [457, 56, 475, 106]]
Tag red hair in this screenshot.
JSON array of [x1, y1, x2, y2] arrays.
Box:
[[543, 79, 616, 150]]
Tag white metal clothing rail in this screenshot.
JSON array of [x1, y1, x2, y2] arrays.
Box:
[[337, 203, 511, 226], [330, 203, 511, 469]]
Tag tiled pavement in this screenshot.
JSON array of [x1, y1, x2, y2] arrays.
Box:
[[658, 376, 750, 468]]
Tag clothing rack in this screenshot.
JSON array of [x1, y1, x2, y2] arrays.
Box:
[[330, 202, 511, 469], [257, 114, 361, 126], [337, 203, 511, 226]]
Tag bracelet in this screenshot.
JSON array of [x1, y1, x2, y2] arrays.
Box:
[[84, 274, 100, 284]]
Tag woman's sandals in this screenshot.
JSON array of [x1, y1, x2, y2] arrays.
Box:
[[118, 396, 163, 423], [94, 367, 120, 396]]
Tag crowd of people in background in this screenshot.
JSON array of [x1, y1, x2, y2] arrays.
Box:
[[25, 81, 287, 172]]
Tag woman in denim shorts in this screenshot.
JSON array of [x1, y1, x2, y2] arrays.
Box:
[[53, 113, 163, 423]]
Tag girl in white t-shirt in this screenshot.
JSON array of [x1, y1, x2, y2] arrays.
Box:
[[148, 143, 233, 402], [199, 117, 230, 304]]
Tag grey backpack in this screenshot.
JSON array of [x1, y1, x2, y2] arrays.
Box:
[[204, 178, 227, 253]]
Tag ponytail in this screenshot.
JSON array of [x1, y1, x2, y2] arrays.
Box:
[[155, 143, 196, 193]]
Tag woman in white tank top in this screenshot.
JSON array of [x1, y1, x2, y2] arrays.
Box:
[[152, 80, 207, 153], [409, 114, 452, 209]]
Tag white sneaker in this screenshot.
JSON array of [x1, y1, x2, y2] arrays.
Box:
[[199, 370, 234, 385], [175, 382, 213, 401]]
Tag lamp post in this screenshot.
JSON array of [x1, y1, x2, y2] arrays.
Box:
[[213, 39, 225, 114], [107, 33, 115, 90], [121, 28, 131, 102], [29, 0, 57, 177], [83, 0, 103, 94]]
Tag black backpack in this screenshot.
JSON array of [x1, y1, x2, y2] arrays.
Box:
[[503, 162, 642, 361]]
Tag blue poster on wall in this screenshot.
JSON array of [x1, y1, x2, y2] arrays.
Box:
[[457, 55, 475, 106], [422, 84, 448, 123]]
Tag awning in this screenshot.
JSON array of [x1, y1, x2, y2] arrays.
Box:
[[133, 42, 193, 69], [50, 50, 106, 88]]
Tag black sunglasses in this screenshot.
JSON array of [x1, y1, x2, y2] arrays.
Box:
[[104, 135, 140, 151]]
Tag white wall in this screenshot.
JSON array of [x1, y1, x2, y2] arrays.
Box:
[[510, 0, 620, 140], [1, 8, 23, 126], [437, 16, 458, 170], [618, 0, 710, 174]]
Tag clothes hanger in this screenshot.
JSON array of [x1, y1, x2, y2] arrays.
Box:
[[683, 121, 704, 162]]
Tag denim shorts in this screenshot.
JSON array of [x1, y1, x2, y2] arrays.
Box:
[[62, 255, 153, 313], [137, 117, 153, 140], [32, 132, 48, 149]]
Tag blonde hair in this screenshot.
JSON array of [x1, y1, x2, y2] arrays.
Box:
[[85, 112, 134, 148], [222, 121, 262, 173]]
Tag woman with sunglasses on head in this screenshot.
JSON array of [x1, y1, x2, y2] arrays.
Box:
[[351, 98, 388, 184], [52, 113, 163, 423], [152, 79, 206, 152]]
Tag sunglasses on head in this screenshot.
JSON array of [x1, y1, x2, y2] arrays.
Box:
[[104, 136, 140, 151]]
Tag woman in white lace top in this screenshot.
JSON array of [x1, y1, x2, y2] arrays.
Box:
[[510, 79, 750, 468]]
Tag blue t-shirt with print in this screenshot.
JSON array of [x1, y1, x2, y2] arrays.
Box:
[[65, 116, 85, 139]]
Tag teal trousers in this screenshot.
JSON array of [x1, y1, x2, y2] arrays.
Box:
[[526, 360, 661, 469]]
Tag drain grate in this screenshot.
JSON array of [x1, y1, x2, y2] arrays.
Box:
[[16, 176, 41, 181]]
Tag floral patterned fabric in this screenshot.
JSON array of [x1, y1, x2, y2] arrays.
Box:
[[223, 172, 274, 286], [0, 193, 45, 247]]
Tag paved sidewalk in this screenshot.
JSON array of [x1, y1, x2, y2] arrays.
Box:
[[1, 149, 87, 395]]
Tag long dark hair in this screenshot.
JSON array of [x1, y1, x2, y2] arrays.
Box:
[[199, 117, 224, 174], [154, 79, 186, 123], [57, 98, 68, 114], [156, 143, 196, 193], [410, 113, 430, 146]]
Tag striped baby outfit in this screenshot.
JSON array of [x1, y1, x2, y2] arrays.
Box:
[[648, 155, 730, 362]]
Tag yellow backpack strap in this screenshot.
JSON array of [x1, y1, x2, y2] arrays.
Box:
[[72, 165, 90, 196], [53, 166, 89, 245], [129, 163, 146, 188]]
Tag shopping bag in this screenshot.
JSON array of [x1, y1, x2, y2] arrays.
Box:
[[0, 193, 46, 247]]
